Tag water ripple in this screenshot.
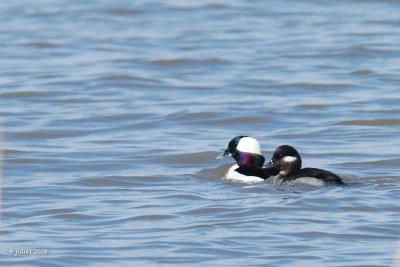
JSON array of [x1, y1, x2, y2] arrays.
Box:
[[1, 1, 400, 266]]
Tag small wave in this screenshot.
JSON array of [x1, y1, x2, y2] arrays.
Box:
[[13, 130, 86, 139], [53, 213, 99, 220], [98, 74, 138, 81], [164, 110, 218, 122], [3, 149, 27, 155], [22, 41, 60, 48], [339, 159, 400, 167], [286, 52, 332, 59], [148, 58, 226, 66], [276, 82, 352, 90], [350, 69, 374, 76], [196, 163, 231, 181], [155, 151, 216, 165], [75, 175, 165, 187], [337, 119, 400, 126], [296, 104, 331, 109], [367, 18, 400, 26], [205, 117, 266, 125], [106, 7, 140, 16], [93, 73, 162, 87], [149, 59, 192, 66], [340, 45, 396, 58], [6, 158, 58, 165], [167, 2, 230, 11], [0, 90, 52, 98], [128, 214, 176, 221]]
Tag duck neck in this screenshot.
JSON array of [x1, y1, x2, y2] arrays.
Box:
[[279, 160, 301, 177], [233, 151, 265, 168]]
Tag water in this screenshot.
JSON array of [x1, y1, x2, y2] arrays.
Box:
[[1, 0, 400, 266]]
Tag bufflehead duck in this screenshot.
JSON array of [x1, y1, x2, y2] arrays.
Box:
[[268, 145, 345, 186], [217, 136, 277, 183]]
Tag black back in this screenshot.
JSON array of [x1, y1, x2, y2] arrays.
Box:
[[285, 167, 344, 185]]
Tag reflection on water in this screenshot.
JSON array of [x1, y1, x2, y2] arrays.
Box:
[[1, 0, 400, 266]]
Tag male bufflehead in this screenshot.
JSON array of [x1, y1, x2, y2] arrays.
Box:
[[217, 136, 277, 183], [268, 145, 345, 186]]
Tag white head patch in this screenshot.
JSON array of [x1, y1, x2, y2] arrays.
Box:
[[282, 156, 297, 163], [236, 137, 261, 155]]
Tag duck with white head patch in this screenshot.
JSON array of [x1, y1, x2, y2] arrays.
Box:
[[268, 145, 345, 186], [217, 136, 278, 183]]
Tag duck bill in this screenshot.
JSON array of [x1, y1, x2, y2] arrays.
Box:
[[216, 148, 231, 159], [267, 159, 275, 168], [263, 163, 279, 175], [268, 160, 272, 166]]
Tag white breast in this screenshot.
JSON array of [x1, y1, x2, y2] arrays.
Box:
[[224, 164, 265, 183]]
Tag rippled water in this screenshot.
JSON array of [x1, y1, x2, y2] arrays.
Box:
[[1, 1, 400, 266]]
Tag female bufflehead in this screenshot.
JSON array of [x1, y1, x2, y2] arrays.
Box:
[[268, 145, 345, 186], [217, 136, 277, 183]]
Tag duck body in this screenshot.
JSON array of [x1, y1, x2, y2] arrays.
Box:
[[272, 167, 344, 186], [269, 145, 345, 186], [226, 164, 278, 183]]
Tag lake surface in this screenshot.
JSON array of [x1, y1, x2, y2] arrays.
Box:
[[1, 0, 400, 266]]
